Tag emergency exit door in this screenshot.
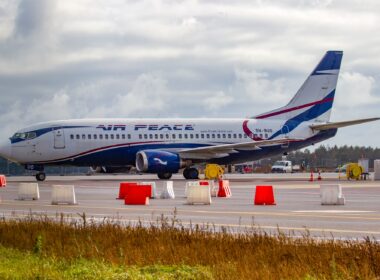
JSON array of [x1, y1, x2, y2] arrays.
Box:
[[53, 128, 65, 149]]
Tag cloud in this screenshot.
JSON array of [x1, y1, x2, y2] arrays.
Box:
[[0, 0, 379, 147]]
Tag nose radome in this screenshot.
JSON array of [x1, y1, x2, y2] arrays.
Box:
[[0, 139, 12, 161]]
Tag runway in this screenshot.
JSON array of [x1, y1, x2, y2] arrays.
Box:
[[1, 173, 380, 240]]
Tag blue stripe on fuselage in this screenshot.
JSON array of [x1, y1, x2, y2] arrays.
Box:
[[269, 90, 335, 139]]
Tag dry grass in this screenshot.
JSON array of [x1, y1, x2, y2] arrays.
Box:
[[0, 212, 379, 280]]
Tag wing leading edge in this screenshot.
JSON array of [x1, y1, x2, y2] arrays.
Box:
[[178, 138, 302, 160]]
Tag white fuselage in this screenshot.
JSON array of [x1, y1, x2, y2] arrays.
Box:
[[4, 118, 322, 167]]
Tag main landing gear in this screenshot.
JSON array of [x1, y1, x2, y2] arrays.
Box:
[[183, 167, 199, 180], [36, 172, 46, 181], [157, 172, 172, 180]]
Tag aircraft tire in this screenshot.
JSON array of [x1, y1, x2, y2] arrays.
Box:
[[157, 172, 172, 180], [36, 172, 46, 181], [183, 167, 199, 180]]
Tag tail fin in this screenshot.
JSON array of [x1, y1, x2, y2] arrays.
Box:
[[254, 50, 343, 123]]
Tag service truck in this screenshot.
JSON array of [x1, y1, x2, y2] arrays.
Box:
[[271, 160, 293, 173]]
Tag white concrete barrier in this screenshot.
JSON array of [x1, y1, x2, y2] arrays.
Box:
[[374, 160, 380, 181], [184, 181, 200, 197], [186, 185, 211, 205], [210, 181, 218, 197], [18, 183, 40, 200], [141, 182, 157, 198], [160, 181, 175, 199], [51, 185, 77, 205], [320, 184, 345, 205]]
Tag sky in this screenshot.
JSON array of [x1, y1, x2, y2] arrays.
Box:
[[0, 0, 379, 148]]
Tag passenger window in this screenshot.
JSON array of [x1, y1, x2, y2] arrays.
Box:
[[99, 134, 103, 140], [217, 134, 221, 139], [116, 134, 120, 140], [184, 134, 188, 139], [105, 134, 109, 140], [201, 134, 204, 139], [88, 134, 91, 139], [228, 134, 231, 138], [244, 134, 247, 138], [172, 134, 176, 139], [265, 133, 268, 139], [139, 134, 142, 139], [190, 134, 193, 139], [222, 134, 226, 138], [70, 134, 74, 140], [144, 134, 148, 139], [121, 134, 125, 139], [206, 134, 210, 139], [160, 134, 164, 139], [154, 134, 158, 139], [110, 134, 114, 140], [233, 134, 237, 138], [82, 134, 85, 140], [239, 134, 242, 139], [179, 134, 182, 139], [76, 134, 80, 139], [165, 134, 169, 139], [149, 134, 153, 139], [94, 134, 97, 140], [128, 134, 131, 139], [211, 134, 215, 138], [195, 134, 199, 139]]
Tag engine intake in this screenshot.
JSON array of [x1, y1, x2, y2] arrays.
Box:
[[136, 150, 185, 173]]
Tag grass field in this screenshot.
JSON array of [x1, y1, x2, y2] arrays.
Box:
[[0, 213, 379, 279]]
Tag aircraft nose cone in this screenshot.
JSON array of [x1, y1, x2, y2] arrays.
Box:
[[0, 139, 12, 160]]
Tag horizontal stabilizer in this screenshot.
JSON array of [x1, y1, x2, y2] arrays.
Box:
[[310, 117, 380, 131]]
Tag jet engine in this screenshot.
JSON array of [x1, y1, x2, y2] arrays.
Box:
[[136, 150, 185, 173]]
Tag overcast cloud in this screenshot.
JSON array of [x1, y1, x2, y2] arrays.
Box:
[[0, 0, 379, 147]]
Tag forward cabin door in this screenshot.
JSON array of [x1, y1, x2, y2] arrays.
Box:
[[53, 128, 66, 149]]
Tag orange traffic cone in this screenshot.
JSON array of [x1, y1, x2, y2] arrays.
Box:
[[309, 171, 314, 182], [317, 170, 322, 181]]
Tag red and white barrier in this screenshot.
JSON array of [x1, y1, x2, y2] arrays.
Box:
[[217, 180, 231, 198]]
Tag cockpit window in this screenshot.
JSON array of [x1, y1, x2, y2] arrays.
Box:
[[11, 131, 37, 140]]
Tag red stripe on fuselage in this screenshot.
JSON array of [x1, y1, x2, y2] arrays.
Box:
[[255, 97, 334, 119], [33, 141, 164, 164]]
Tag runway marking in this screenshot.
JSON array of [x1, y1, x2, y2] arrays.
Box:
[[2, 212, 380, 237], [293, 210, 375, 213], [1, 201, 380, 221]]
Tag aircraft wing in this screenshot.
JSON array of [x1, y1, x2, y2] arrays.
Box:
[[178, 138, 301, 160], [310, 117, 380, 131]]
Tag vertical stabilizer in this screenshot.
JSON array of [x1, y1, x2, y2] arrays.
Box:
[[254, 50, 343, 123]]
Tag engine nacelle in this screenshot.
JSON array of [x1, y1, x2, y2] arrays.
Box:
[[136, 150, 185, 173]]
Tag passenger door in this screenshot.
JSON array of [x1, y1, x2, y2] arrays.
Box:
[[53, 128, 65, 149]]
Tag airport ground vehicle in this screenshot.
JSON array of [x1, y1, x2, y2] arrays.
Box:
[[271, 160, 292, 173]]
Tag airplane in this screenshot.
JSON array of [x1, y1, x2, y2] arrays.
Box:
[[0, 50, 378, 181]]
